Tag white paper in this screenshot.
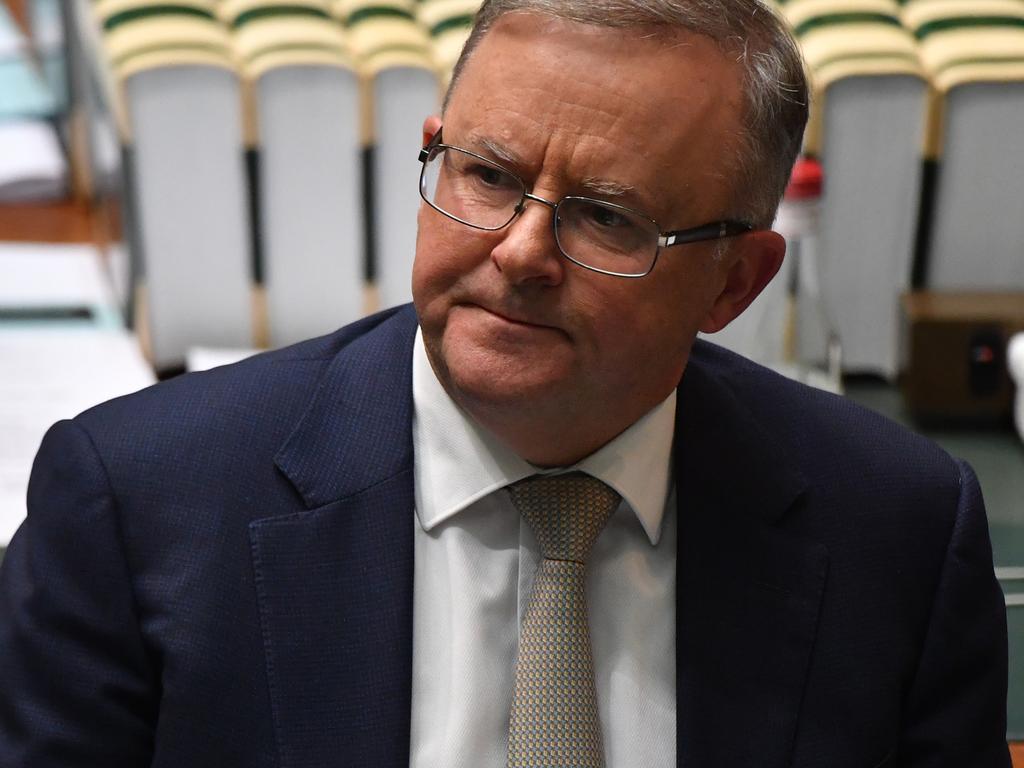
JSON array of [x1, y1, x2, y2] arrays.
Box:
[[0, 120, 66, 201], [1, 243, 152, 544], [0, 241, 113, 309], [0, 329, 155, 545]]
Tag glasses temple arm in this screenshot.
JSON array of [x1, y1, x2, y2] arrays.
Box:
[[658, 220, 753, 248]]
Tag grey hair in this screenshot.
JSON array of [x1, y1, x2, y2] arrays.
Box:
[[444, 0, 808, 230]]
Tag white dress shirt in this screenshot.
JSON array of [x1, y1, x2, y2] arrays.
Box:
[[409, 329, 677, 768]]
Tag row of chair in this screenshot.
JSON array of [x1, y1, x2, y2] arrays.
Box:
[[67, 0, 479, 368], [68, 0, 1023, 374], [94, 0, 478, 82], [766, 0, 1024, 376]]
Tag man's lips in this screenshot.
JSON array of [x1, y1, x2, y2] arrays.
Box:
[[484, 307, 546, 328], [463, 303, 563, 334]]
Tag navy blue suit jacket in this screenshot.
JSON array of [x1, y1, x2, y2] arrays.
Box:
[[0, 304, 1010, 767]]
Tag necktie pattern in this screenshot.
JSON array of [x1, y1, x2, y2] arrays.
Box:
[[506, 472, 621, 768]]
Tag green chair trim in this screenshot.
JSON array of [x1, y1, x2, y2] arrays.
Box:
[[795, 12, 903, 38], [346, 6, 415, 26], [430, 13, 474, 38], [104, 5, 217, 32], [232, 5, 332, 28], [794, 12, 901, 37], [915, 16, 1024, 40]]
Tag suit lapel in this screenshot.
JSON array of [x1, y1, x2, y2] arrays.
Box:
[[674, 348, 829, 768], [250, 307, 419, 768]]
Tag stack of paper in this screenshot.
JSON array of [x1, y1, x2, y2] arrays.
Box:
[[0, 243, 156, 545]]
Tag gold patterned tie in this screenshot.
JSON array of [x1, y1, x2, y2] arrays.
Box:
[[506, 472, 621, 768]]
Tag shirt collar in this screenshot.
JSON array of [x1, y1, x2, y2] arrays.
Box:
[[412, 328, 676, 545]]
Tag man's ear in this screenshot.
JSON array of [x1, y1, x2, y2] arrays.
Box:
[[699, 230, 786, 334], [422, 115, 442, 147]]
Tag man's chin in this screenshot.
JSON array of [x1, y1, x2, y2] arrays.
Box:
[[446, 363, 572, 412]]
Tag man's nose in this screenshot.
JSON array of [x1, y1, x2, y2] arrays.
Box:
[[489, 198, 565, 286]]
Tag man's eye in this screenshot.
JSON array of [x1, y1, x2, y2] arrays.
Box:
[[470, 164, 511, 187], [585, 205, 627, 228]]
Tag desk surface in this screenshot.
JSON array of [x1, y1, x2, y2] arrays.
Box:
[[0, 199, 96, 243], [903, 291, 1024, 325]]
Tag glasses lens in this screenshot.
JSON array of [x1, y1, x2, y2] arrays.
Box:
[[555, 197, 659, 276], [420, 146, 524, 230]]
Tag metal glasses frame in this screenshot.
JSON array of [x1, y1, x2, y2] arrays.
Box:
[[417, 128, 754, 278]]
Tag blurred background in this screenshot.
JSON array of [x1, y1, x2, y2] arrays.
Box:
[[0, 0, 1021, 752]]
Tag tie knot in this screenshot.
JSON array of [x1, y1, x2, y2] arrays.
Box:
[[506, 472, 620, 563]]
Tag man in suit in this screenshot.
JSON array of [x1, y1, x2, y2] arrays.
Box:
[[0, 0, 1010, 766]]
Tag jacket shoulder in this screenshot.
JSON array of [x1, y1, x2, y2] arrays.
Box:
[[689, 340, 962, 507], [76, 306, 407, 427], [68, 305, 415, 498]]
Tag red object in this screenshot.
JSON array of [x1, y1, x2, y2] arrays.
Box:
[[785, 157, 823, 200]]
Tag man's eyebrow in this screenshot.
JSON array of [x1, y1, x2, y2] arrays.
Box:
[[474, 137, 524, 167], [579, 176, 636, 199], [579, 176, 662, 217], [466, 135, 648, 208]]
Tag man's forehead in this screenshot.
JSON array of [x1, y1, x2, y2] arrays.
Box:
[[488, 10, 696, 50], [444, 13, 744, 218], [449, 13, 742, 138]]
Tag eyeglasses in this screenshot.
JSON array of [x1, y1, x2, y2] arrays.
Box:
[[417, 129, 753, 278]]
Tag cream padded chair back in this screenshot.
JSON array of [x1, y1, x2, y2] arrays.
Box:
[[227, 0, 366, 346], [97, 0, 254, 369], [342, 0, 440, 310], [904, 0, 1024, 290], [775, 0, 929, 377]]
